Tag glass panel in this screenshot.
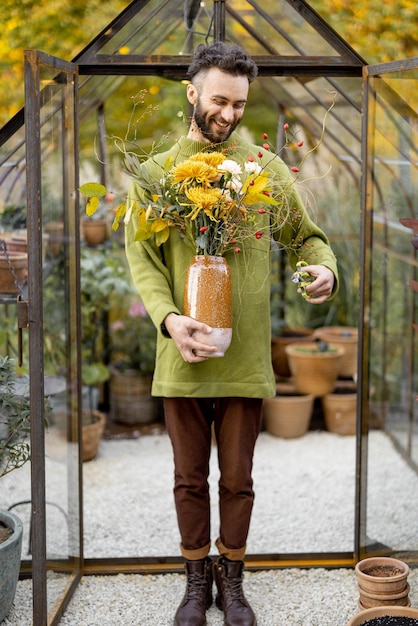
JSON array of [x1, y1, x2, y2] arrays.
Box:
[[24, 52, 82, 619], [363, 64, 418, 556], [90, 0, 344, 58]]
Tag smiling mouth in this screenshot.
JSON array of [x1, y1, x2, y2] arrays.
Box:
[[214, 120, 230, 129]]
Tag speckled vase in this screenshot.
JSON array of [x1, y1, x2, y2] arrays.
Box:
[[183, 255, 232, 358], [0, 510, 23, 623]]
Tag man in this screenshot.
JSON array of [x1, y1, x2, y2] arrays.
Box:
[[125, 42, 338, 626]]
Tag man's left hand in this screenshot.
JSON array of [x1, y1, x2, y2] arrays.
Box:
[[298, 265, 334, 304]]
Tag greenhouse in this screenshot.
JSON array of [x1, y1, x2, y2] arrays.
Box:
[[0, 0, 417, 624]]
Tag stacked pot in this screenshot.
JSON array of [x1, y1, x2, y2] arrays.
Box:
[[355, 557, 411, 610]]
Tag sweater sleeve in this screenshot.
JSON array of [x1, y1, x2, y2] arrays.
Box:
[[125, 181, 181, 332]]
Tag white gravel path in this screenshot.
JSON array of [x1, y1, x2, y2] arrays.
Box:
[[1, 429, 418, 625]]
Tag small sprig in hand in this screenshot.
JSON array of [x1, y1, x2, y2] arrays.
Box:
[[291, 261, 314, 299]]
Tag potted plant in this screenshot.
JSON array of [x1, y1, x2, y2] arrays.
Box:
[[109, 297, 157, 425], [0, 356, 32, 622], [79, 245, 133, 448], [285, 339, 345, 396], [81, 195, 112, 247]]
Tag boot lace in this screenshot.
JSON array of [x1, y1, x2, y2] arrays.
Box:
[[223, 576, 245, 603], [185, 572, 208, 602]]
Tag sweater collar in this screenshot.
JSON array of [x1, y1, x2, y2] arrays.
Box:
[[176, 132, 243, 157]]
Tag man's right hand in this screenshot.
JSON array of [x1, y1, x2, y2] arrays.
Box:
[[163, 313, 217, 363]]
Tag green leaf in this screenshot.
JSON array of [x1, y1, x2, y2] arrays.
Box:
[[79, 182, 107, 198]]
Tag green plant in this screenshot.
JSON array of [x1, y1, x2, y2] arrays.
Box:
[[0, 204, 27, 231], [0, 356, 31, 477], [109, 298, 156, 376]]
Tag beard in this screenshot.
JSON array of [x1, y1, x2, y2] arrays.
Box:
[[193, 101, 241, 143]]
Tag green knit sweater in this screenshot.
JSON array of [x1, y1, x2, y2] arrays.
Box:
[[125, 132, 338, 399]]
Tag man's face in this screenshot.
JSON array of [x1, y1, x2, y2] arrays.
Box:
[[188, 67, 250, 143]]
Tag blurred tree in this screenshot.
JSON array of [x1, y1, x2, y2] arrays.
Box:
[[310, 0, 418, 63], [1, 0, 417, 126], [0, 0, 128, 124]]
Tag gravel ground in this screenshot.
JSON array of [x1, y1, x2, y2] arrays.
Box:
[[2, 429, 418, 625], [5, 567, 418, 625]]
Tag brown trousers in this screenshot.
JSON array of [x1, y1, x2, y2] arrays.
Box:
[[164, 397, 263, 561]]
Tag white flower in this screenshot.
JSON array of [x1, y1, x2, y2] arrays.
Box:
[[244, 161, 263, 175], [225, 177, 243, 192], [218, 159, 242, 176]]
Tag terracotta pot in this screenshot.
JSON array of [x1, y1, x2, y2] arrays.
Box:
[[0, 251, 28, 294], [183, 255, 232, 358], [355, 557, 410, 595], [0, 233, 28, 254], [285, 342, 345, 396], [109, 368, 156, 425], [322, 382, 357, 435], [346, 605, 418, 626], [263, 393, 314, 438], [358, 583, 410, 609], [82, 409, 106, 462], [44, 221, 65, 257], [271, 328, 314, 378], [82, 219, 108, 246], [314, 326, 358, 378]]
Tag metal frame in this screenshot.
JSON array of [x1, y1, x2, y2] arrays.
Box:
[[0, 2, 414, 622]]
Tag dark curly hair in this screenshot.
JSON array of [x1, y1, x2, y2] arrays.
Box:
[[187, 42, 258, 84]]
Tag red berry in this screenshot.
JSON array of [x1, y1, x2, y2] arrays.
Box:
[[283, 123, 289, 130], [258, 152, 263, 158], [257, 208, 266, 214], [263, 191, 271, 197], [262, 143, 269, 150], [249, 180, 255, 186], [297, 141, 304, 147], [291, 166, 299, 173], [234, 247, 241, 254], [248, 156, 254, 162], [199, 226, 208, 233], [255, 231, 263, 239], [262, 133, 268, 140]]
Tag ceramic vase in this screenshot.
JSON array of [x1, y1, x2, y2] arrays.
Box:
[[183, 255, 232, 358]]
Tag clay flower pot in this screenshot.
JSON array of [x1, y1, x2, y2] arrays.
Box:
[[346, 605, 418, 626], [355, 557, 410, 595], [285, 341, 345, 396], [263, 392, 314, 438], [271, 328, 314, 378], [322, 381, 357, 436], [314, 326, 358, 378]]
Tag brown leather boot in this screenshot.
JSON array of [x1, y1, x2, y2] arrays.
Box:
[[213, 557, 257, 626], [174, 558, 213, 626]]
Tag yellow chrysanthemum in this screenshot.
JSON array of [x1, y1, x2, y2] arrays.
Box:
[[189, 152, 226, 168], [171, 161, 219, 191], [185, 186, 224, 220]]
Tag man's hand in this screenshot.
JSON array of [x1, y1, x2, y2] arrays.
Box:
[[298, 265, 335, 304], [163, 313, 217, 362]]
